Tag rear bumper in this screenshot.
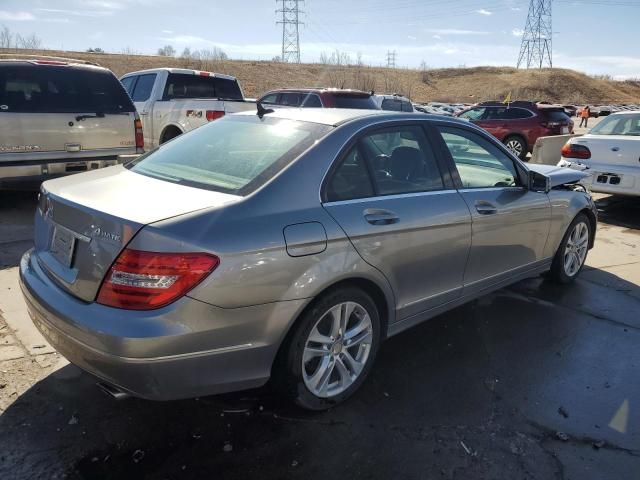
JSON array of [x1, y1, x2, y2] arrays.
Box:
[[559, 159, 640, 197], [19, 249, 305, 400], [0, 155, 140, 190]]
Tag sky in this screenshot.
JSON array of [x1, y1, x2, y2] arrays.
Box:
[[1, 0, 639, 78]]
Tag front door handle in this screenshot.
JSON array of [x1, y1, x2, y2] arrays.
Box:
[[475, 201, 498, 215], [364, 209, 399, 225]]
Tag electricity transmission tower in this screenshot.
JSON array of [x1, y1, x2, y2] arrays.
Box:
[[516, 0, 552, 69], [276, 0, 304, 63], [386, 50, 397, 68]]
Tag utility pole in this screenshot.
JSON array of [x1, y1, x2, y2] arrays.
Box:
[[516, 0, 552, 69], [276, 0, 304, 63], [386, 50, 397, 68]]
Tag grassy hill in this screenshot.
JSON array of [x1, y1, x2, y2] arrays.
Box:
[[2, 48, 640, 104]]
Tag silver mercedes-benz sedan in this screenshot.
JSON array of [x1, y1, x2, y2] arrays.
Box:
[[20, 108, 597, 410]]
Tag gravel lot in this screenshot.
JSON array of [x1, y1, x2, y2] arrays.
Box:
[[0, 189, 639, 480]]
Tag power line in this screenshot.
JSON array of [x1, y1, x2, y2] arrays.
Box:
[[276, 0, 304, 63], [517, 0, 553, 69]]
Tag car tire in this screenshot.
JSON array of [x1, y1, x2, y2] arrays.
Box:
[[504, 135, 528, 160], [276, 286, 381, 410], [548, 213, 591, 284]]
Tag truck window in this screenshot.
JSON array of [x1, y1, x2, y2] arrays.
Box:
[[131, 74, 156, 102], [0, 64, 134, 113], [120, 76, 136, 95], [163, 73, 243, 101]]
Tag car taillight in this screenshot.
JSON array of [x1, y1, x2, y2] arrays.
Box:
[[561, 142, 591, 160], [96, 249, 219, 310], [206, 110, 225, 121], [134, 116, 144, 153]]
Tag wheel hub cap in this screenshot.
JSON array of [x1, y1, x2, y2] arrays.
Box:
[[302, 301, 373, 398]]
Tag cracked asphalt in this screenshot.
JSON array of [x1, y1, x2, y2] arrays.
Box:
[[0, 191, 638, 480]]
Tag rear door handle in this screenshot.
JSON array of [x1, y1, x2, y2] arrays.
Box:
[[475, 201, 498, 215], [364, 210, 399, 225], [139, 111, 149, 116]]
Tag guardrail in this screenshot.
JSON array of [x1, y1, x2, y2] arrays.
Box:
[[530, 134, 581, 166]]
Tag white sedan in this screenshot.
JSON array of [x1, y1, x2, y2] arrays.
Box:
[[558, 111, 640, 196]]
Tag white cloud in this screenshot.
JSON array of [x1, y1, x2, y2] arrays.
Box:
[[407, 35, 417, 41], [161, 29, 173, 34], [476, 9, 493, 15], [511, 7, 521, 11], [556, 53, 640, 79], [432, 34, 442, 40], [426, 28, 489, 36], [37, 8, 114, 17], [512, 28, 524, 37], [0, 11, 35, 21]]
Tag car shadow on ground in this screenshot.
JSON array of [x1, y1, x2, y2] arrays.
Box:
[[1, 267, 639, 480], [0, 191, 37, 269], [595, 195, 640, 230]]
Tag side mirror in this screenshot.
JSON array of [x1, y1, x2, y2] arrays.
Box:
[[529, 170, 550, 193]]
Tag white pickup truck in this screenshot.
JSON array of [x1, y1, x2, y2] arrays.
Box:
[[120, 68, 256, 149]]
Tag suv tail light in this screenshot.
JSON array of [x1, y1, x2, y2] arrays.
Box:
[[206, 110, 225, 121], [561, 142, 591, 160], [96, 249, 219, 310], [134, 115, 144, 154]]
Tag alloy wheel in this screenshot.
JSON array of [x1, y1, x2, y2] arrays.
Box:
[[564, 221, 589, 277], [302, 301, 373, 398], [506, 139, 523, 157]]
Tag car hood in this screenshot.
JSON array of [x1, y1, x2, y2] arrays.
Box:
[[527, 163, 591, 188]]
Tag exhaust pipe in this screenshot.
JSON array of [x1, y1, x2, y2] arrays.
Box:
[[96, 381, 130, 400]]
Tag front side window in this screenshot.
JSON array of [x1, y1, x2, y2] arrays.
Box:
[[458, 108, 485, 120], [504, 108, 533, 119], [438, 126, 520, 189], [131, 74, 156, 102], [484, 107, 507, 120], [128, 116, 331, 194], [279, 92, 300, 106], [260, 93, 279, 104]]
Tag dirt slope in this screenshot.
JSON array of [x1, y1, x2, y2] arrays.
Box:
[[2, 48, 639, 104]]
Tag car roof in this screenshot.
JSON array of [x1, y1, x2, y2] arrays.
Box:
[[262, 88, 371, 96], [0, 59, 108, 72], [234, 107, 471, 127], [122, 67, 236, 81]]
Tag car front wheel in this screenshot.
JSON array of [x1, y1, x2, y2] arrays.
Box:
[[277, 287, 381, 410], [549, 213, 591, 283]]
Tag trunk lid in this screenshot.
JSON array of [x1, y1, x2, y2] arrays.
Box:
[[35, 165, 240, 302], [573, 134, 640, 167]]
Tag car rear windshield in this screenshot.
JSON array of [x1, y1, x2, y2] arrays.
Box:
[[590, 113, 640, 136], [163, 73, 243, 100], [332, 95, 378, 109], [540, 109, 571, 122], [0, 64, 134, 114], [126, 116, 331, 194]]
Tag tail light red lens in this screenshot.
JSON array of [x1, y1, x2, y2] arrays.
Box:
[[134, 117, 144, 153], [96, 249, 219, 310], [561, 142, 591, 160], [206, 110, 225, 121]]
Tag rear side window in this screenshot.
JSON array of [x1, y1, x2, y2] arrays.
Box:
[[300, 94, 322, 108], [332, 95, 377, 109], [130, 74, 156, 102], [326, 147, 375, 201], [381, 99, 403, 111], [401, 101, 413, 112], [504, 108, 532, 119], [0, 64, 134, 114], [541, 109, 570, 122], [163, 73, 243, 100]]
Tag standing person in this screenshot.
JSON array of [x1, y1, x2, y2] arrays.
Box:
[[580, 105, 591, 128]]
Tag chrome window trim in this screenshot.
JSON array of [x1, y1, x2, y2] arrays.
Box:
[[322, 189, 457, 207]]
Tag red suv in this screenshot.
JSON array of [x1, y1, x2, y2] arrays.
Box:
[[258, 88, 378, 110], [456, 101, 574, 159]]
